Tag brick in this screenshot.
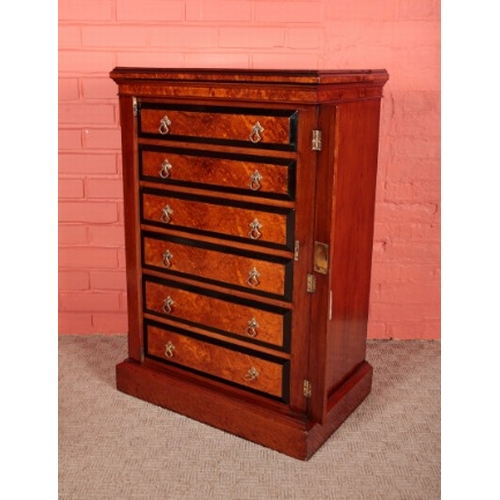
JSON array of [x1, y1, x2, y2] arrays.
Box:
[[117, 248, 127, 269], [393, 112, 440, 138], [371, 262, 440, 285], [402, 90, 441, 113], [58, 224, 89, 245], [58, 201, 119, 223], [255, 2, 322, 23], [382, 157, 440, 183], [83, 128, 122, 150], [58, 129, 82, 150], [58, 0, 114, 21], [185, 0, 201, 20], [324, 21, 393, 46], [82, 26, 149, 48], [369, 301, 440, 323], [150, 26, 218, 48], [58, 50, 115, 74], [321, 43, 394, 72], [374, 222, 440, 246], [326, 0, 399, 21], [58, 313, 93, 334], [59, 292, 121, 312], [411, 223, 441, 243], [376, 201, 439, 224], [117, 0, 185, 22], [86, 178, 123, 199], [59, 78, 80, 101], [391, 48, 440, 91], [88, 225, 125, 246], [58, 247, 119, 269], [386, 320, 441, 340], [382, 181, 440, 204], [59, 154, 117, 175], [252, 53, 320, 70], [367, 321, 388, 339], [81, 77, 118, 100], [116, 51, 184, 68], [287, 27, 324, 50], [59, 271, 90, 291], [58, 26, 81, 48], [395, 135, 440, 159], [398, 0, 440, 20], [59, 103, 115, 125], [371, 280, 440, 305], [185, 52, 249, 69], [376, 239, 440, 265], [219, 27, 285, 49], [90, 271, 127, 290], [59, 178, 84, 199], [92, 313, 129, 334], [187, 0, 252, 22], [391, 21, 441, 48]]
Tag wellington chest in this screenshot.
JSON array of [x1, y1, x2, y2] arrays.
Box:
[[110, 67, 389, 460]]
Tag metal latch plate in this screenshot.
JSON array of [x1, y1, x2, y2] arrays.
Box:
[[313, 241, 329, 275]]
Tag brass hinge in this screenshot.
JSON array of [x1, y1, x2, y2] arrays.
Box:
[[294, 240, 300, 261], [306, 274, 316, 293], [132, 97, 138, 116], [303, 379, 312, 398], [312, 129, 322, 151]]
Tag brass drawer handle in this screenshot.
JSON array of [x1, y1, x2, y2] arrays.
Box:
[[248, 218, 262, 240], [162, 296, 174, 314], [247, 267, 261, 287], [159, 115, 171, 135], [249, 170, 263, 191], [243, 367, 259, 381], [159, 159, 173, 179], [162, 250, 173, 268], [164, 341, 175, 358], [161, 204, 173, 224], [245, 317, 259, 337], [249, 121, 264, 143]]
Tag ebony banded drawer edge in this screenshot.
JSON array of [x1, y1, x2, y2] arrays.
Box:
[[139, 188, 296, 252], [138, 144, 297, 201], [138, 102, 298, 152], [142, 274, 293, 352], [141, 233, 294, 302], [144, 318, 291, 403], [141, 186, 295, 214], [141, 230, 294, 264]]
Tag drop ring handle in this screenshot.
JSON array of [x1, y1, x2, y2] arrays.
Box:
[[249, 121, 264, 143], [159, 115, 172, 135]]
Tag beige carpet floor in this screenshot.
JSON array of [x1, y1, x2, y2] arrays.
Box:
[[58, 335, 440, 500]]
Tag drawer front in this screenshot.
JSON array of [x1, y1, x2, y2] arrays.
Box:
[[140, 147, 295, 199], [144, 279, 290, 349], [142, 190, 293, 248], [139, 104, 297, 150], [143, 235, 292, 299], [146, 323, 287, 399]]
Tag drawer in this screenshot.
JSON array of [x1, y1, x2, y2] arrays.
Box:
[[140, 146, 295, 199], [138, 103, 298, 150], [141, 189, 294, 249], [144, 278, 291, 350], [145, 322, 288, 400], [142, 234, 293, 300]]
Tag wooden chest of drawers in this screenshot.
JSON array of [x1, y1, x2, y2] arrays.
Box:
[[110, 67, 389, 460]]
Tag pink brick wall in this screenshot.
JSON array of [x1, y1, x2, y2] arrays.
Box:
[[58, 0, 440, 339]]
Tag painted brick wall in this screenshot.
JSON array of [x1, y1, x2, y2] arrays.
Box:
[[58, 0, 440, 339]]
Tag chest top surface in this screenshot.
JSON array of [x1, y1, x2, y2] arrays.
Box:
[[110, 67, 389, 103]]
